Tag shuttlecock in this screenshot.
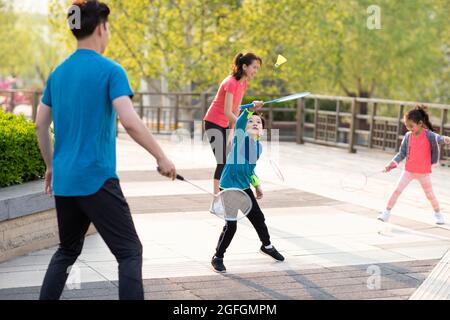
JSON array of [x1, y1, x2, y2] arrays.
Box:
[[275, 54, 287, 68]]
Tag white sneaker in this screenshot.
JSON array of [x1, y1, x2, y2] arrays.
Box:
[[377, 210, 391, 222], [435, 212, 445, 225]]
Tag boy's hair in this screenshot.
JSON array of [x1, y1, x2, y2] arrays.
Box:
[[252, 112, 266, 129], [231, 52, 262, 81], [404, 104, 435, 132], [68, 0, 110, 40]]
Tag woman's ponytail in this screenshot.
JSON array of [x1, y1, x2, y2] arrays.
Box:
[[230, 52, 262, 80]]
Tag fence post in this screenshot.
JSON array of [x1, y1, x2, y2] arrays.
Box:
[[201, 93, 208, 137], [348, 98, 356, 153], [395, 104, 404, 151], [313, 98, 319, 141], [382, 121, 388, 151], [139, 93, 144, 119], [268, 103, 274, 142], [296, 98, 304, 144], [368, 102, 377, 148], [157, 107, 161, 134], [440, 109, 448, 160], [335, 100, 340, 143], [8, 91, 15, 113], [174, 94, 180, 130], [32, 91, 39, 122], [440, 109, 447, 134]]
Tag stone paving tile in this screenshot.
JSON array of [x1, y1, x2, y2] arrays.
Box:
[[0, 260, 438, 300], [64, 294, 118, 300], [141, 278, 172, 286], [333, 288, 414, 300], [0, 286, 41, 295], [144, 283, 194, 293], [175, 279, 247, 290], [169, 275, 225, 283], [224, 275, 301, 285], [198, 291, 270, 300], [61, 287, 121, 299], [367, 295, 410, 300], [127, 189, 340, 214], [118, 169, 214, 183], [188, 286, 259, 296], [271, 288, 336, 300], [145, 290, 201, 300], [377, 240, 450, 250], [403, 272, 428, 281], [0, 293, 40, 300], [323, 259, 438, 273]]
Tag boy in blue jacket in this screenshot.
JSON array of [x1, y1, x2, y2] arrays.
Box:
[[211, 108, 285, 273]]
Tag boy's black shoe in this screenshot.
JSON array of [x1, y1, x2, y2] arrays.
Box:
[[211, 256, 226, 273], [260, 245, 285, 261]]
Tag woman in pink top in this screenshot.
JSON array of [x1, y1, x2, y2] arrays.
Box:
[[378, 106, 450, 224], [203, 52, 263, 194]]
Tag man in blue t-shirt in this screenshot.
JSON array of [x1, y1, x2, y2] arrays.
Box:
[[35, 0, 176, 300]]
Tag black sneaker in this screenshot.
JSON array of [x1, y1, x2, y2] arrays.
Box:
[[260, 245, 285, 261], [211, 256, 226, 273]]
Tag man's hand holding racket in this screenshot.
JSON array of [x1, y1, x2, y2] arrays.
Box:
[[157, 156, 177, 180]]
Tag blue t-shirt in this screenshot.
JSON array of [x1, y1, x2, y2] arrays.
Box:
[[220, 109, 262, 190], [41, 49, 133, 196]]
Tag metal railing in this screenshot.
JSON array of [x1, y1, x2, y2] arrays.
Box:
[[2, 89, 449, 163]]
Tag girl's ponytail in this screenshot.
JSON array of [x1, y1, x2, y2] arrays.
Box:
[[404, 104, 435, 132], [417, 105, 435, 132]]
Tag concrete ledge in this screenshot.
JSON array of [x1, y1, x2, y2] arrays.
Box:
[[0, 180, 54, 222], [0, 180, 96, 263]]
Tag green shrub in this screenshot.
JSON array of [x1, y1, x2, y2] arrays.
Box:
[[0, 109, 45, 187]]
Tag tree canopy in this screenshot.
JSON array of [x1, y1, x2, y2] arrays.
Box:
[[17, 0, 449, 103]]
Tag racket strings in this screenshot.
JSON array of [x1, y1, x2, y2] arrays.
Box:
[[340, 172, 369, 192], [215, 190, 252, 221], [340, 170, 382, 192]]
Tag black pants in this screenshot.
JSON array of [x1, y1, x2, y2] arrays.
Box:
[[39, 178, 144, 300], [204, 120, 229, 180], [214, 188, 271, 258]]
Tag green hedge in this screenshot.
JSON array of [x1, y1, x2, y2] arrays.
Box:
[[0, 109, 45, 187]]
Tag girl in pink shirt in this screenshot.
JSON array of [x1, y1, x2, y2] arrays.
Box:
[[203, 53, 263, 194], [379, 106, 450, 224]]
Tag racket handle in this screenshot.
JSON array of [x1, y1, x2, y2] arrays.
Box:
[[240, 103, 255, 109], [156, 167, 184, 180]]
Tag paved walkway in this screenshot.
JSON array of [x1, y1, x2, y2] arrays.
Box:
[[1, 134, 449, 299]]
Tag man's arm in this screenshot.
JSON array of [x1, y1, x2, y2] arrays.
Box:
[[112, 96, 176, 179], [35, 103, 53, 195]]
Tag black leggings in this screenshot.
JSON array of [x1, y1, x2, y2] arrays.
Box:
[[204, 120, 229, 180], [214, 188, 271, 258]]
